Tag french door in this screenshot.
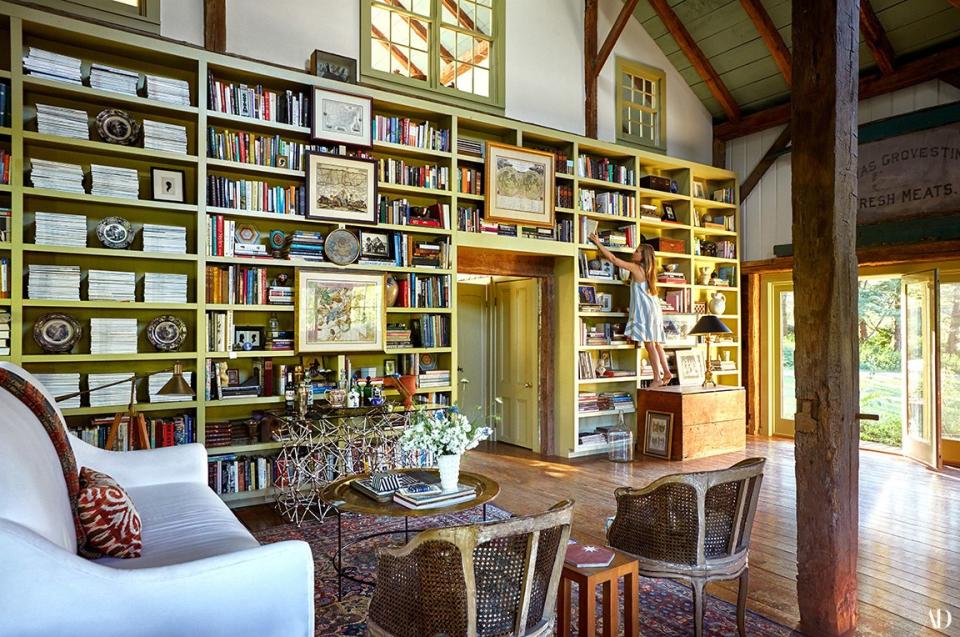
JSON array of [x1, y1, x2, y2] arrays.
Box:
[[901, 271, 942, 469]]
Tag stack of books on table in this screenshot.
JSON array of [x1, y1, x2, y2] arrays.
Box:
[[143, 120, 188, 154], [393, 481, 477, 510], [144, 74, 191, 106], [418, 370, 450, 388], [35, 212, 87, 247], [87, 373, 134, 407], [87, 269, 136, 302], [90, 164, 139, 199], [142, 224, 186, 254], [90, 318, 138, 354], [148, 372, 194, 403], [89, 63, 139, 96], [36, 104, 89, 139], [386, 323, 413, 349], [30, 159, 85, 193], [27, 264, 81, 300], [36, 373, 81, 408], [0, 311, 10, 355], [144, 272, 188, 303], [22, 48, 82, 84], [285, 231, 325, 262]]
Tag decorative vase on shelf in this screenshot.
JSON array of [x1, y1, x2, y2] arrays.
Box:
[[708, 292, 726, 315], [438, 453, 462, 492], [385, 275, 400, 307], [698, 266, 713, 286]]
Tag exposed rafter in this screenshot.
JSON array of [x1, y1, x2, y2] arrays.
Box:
[[583, 0, 641, 138], [739, 0, 791, 86], [948, 0, 960, 8], [715, 41, 960, 140], [739, 123, 791, 202], [592, 0, 642, 79], [371, 26, 427, 80], [860, 0, 896, 75], [203, 0, 225, 53], [648, 0, 741, 121]]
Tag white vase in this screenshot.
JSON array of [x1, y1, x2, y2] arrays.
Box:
[[437, 453, 462, 492]]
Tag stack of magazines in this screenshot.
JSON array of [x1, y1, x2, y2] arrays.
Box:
[[143, 120, 188, 154], [27, 264, 81, 300], [35, 212, 87, 247], [36, 104, 89, 139], [22, 48, 82, 84], [89, 63, 139, 96], [143, 272, 187, 303], [90, 318, 138, 354], [35, 373, 81, 408], [87, 269, 136, 302], [148, 371, 194, 403], [142, 224, 186, 254], [30, 159, 85, 193], [145, 74, 191, 106], [87, 373, 134, 407], [350, 470, 477, 509], [90, 164, 139, 199]]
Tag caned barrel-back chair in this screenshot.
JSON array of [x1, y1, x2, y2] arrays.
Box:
[[367, 500, 574, 637], [606, 458, 766, 637]]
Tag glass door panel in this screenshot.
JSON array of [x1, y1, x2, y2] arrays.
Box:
[[901, 271, 941, 469], [771, 282, 796, 436]]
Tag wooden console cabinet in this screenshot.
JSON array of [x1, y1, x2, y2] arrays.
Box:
[[637, 386, 746, 460]]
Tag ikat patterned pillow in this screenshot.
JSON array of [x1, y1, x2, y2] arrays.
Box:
[[77, 467, 142, 559]]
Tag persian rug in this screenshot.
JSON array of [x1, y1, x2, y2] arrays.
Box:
[[253, 505, 800, 636]]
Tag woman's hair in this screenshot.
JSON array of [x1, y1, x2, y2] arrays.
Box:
[[633, 243, 658, 296]]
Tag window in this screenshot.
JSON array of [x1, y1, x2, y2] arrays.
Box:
[[30, 0, 161, 33], [362, 0, 504, 109], [616, 58, 666, 151]]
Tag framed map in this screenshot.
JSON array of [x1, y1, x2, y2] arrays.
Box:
[[305, 152, 378, 224], [311, 88, 371, 146], [484, 142, 555, 228], [296, 271, 384, 352]]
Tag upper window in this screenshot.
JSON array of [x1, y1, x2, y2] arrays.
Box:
[[362, 0, 504, 109], [30, 0, 161, 33], [616, 58, 666, 152]]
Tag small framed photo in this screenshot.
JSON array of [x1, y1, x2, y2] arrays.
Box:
[[693, 180, 706, 199], [359, 230, 391, 260], [676, 348, 706, 385], [661, 203, 677, 222], [226, 368, 241, 387], [234, 326, 264, 351], [597, 292, 613, 312], [643, 410, 674, 459], [305, 151, 378, 224], [578, 285, 597, 305], [311, 88, 372, 147], [310, 49, 358, 84], [151, 168, 185, 202], [383, 359, 396, 377]]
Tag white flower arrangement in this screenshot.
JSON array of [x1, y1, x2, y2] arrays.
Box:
[[399, 406, 491, 457]]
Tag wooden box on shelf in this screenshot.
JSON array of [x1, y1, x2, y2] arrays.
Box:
[[638, 385, 744, 460]]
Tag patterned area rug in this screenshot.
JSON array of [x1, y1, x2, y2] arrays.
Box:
[[253, 505, 799, 636]]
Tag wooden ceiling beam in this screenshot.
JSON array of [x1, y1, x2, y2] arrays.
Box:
[[715, 41, 960, 140], [739, 123, 791, 202], [860, 0, 896, 75], [948, 0, 960, 9], [591, 0, 642, 79], [584, 0, 599, 138], [739, 0, 791, 86], [648, 0, 741, 122], [203, 0, 226, 53]]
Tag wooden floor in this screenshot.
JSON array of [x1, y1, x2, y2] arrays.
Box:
[[238, 436, 960, 636]]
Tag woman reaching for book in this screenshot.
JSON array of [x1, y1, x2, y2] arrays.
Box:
[[587, 234, 672, 387]]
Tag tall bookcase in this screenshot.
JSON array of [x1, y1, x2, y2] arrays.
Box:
[[0, 2, 740, 501]]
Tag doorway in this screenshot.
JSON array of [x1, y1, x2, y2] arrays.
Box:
[[457, 276, 541, 452]]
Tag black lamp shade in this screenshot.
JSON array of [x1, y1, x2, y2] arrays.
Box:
[[689, 314, 732, 336]]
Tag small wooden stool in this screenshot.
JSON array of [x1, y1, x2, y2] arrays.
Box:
[[556, 545, 639, 637]]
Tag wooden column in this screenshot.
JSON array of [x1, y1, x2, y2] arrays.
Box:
[[584, 0, 598, 138], [790, 1, 860, 636], [204, 0, 226, 53]]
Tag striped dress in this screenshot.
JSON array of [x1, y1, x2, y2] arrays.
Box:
[[624, 280, 666, 343]]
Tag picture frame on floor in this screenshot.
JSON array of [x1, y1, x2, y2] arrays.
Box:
[[305, 152, 378, 224], [296, 270, 384, 352], [311, 88, 371, 146], [643, 410, 673, 459], [484, 142, 555, 229]]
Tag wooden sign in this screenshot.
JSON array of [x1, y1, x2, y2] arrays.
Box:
[[858, 122, 960, 224]]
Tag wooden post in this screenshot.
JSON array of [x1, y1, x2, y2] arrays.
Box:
[[584, 0, 598, 138], [791, 0, 860, 635], [204, 0, 226, 53]]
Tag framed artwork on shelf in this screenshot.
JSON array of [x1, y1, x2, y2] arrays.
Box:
[[597, 292, 613, 312], [311, 88, 371, 146], [578, 285, 597, 305], [663, 313, 698, 346], [305, 152, 378, 224], [296, 270, 384, 352], [359, 230, 391, 259], [675, 348, 706, 385], [151, 168, 185, 202], [661, 203, 677, 222], [234, 326, 264, 351], [692, 180, 706, 199], [310, 49, 358, 84], [643, 410, 674, 459], [484, 142, 555, 229], [383, 359, 396, 377]]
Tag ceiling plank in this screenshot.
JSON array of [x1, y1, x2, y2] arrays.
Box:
[[860, 0, 896, 75], [739, 123, 791, 202], [647, 0, 741, 122], [738, 0, 792, 86], [591, 0, 642, 79], [715, 41, 960, 140]]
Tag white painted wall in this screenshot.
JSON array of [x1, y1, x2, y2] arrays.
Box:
[[159, 0, 714, 164], [727, 80, 960, 261]]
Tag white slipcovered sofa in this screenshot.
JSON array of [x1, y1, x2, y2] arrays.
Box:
[[0, 363, 314, 637]]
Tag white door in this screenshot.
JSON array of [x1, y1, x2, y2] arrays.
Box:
[[456, 283, 488, 421], [493, 279, 539, 450], [901, 271, 942, 469]]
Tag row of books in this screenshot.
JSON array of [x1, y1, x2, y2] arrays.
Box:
[[72, 414, 195, 452], [208, 454, 279, 495], [0, 82, 9, 127], [663, 288, 692, 313], [207, 175, 306, 214], [410, 316, 450, 348], [207, 127, 316, 171], [377, 197, 451, 228], [206, 265, 272, 305], [456, 207, 574, 243], [557, 183, 574, 208], [579, 189, 635, 216], [377, 158, 449, 190], [457, 167, 483, 195], [577, 156, 635, 186], [712, 187, 736, 204], [393, 273, 451, 308], [0, 312, 8, 355], [205, 418, 264, 449], [372, 115, 451, 152], [0, 149, 10, 185], [208, 215, 250, 257], [696, 239, 736, 259], [208, 73, 309, 127], [698, 212, 735, 231], [577, 391, 635, 413]]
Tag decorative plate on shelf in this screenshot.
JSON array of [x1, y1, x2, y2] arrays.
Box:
[[234, 224, 260, 244], [418, 352, 438, 371], [323, 229, 360, 266], [96, 216, 134, 249], [33, 313, 82, 353], [95, 108, 141, 146], [146, 315, 187, 352]]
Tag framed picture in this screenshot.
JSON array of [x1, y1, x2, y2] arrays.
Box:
[[383, 359, 396, 377], [310, 49, 357, 84], [305, 152, 378, 224], [296, 270, 384, 352], [676, 348, 706, 385], [578, 285, 597, 305], [233, 326, 264, 351], [151, 168, 185, 202], [663, 313, 698, 346], [359, 230, 391, 259], [693, 180, 706, 199], [485, 142, 555, 229], [661, 203, 677, 222], [643, 410, 674, 459], [226, 368, 241, 386], [597, 292, 613, 312], [311, 88, 371, 147]]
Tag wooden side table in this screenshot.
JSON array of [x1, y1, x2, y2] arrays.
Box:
[[556, 547, 639, 637]]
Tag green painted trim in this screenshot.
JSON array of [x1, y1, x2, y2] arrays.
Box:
[[859, 101, 960, 145], [614, 56, 667, 153]]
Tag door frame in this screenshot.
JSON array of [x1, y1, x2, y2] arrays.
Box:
[[901, 270, 942, 469]]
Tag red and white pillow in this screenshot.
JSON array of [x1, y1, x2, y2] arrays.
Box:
[[77, 467, 142, 559]]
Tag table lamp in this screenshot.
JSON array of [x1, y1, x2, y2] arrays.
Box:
[[688, 315, 732, 387]]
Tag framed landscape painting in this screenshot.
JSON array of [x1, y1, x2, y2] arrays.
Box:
[[296, 271, 384, 352], [305, 152, 378, 224], [311, 88, 371, 146], [485, 142, 555, 228]]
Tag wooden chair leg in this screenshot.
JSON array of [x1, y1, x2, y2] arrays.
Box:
[[692, 579, 706, 637], [737, 568, 749, 637]]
